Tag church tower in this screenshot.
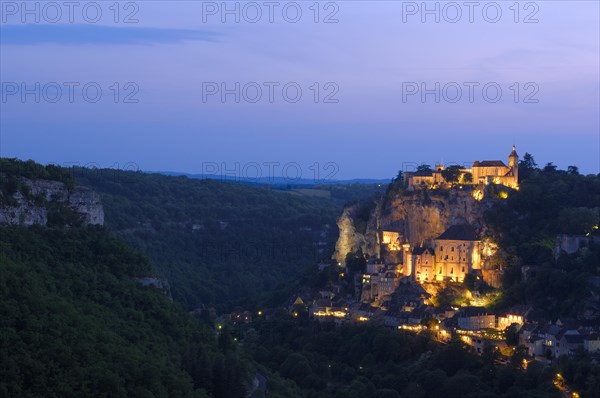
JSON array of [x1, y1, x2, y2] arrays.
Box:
[[508, 145, 519, 186]]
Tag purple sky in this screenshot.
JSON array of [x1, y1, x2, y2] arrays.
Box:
[[1, 1, 599, 179]]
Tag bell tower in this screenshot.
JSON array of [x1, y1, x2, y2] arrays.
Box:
[[508, 145, 519, 186]]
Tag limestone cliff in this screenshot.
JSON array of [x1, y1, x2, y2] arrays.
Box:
[[0, 177, 104, 226], [333, 187, 494, 264], [333, 205, 368, 264]]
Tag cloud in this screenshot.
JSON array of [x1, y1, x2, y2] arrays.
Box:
[[0, 24, 220, 45]]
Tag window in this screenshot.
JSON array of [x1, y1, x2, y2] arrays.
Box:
[[462, 267, 465, 273], [451, 247, 455, 252]]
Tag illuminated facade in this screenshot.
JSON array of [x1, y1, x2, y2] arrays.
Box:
[[381, 231, 402, 251], [403, 224, 481, 283], [361, 271, 399, 302], [405, 145, 519, 190], [497, 313, 525, 330], [457, 306, 496, 330]]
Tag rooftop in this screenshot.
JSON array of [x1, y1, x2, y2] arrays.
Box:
[[412, 246, 435, 255], [458, 306, 491, 317], [473, 160, 508, 167], [413, 170, 434, 177], [436, 224, 480, 241]]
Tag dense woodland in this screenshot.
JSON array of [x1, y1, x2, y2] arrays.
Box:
[[73, 167, 383, 311], [0, 224, 250, 397], [484, 155, 600, 318]]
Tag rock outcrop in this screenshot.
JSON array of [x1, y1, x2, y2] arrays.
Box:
[[0, 178, 104, 226], [333, 206, 368, 264], [333, 188, 494, 264]]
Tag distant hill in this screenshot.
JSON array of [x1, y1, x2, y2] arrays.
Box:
[[154, 171, 391, 187], [73, 167, 384, 310]]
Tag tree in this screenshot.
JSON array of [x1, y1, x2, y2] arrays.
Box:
[[463, 273, 476, 290], [218, 325, 234, 352], [416, 164, 433, 173], [510, 345, 528, 369], [557, 207, 599, 235], [345, 250, 367, 274], [520, 152, 538, 169], [518, 153, 538, 181], [505, 324, 520, 346], [280, 353, 313, 387], [393, 170, 404, 183], [567, 166, 579, 175], [441, 165, 463, 186], [543, 162, 558, 173], [374, 389, 400, 398], [462, 172, 473, 184]]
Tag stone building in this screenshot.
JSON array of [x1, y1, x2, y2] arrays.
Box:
[[497, 305, 530, 330], [457, 306, 496, 330], [404, 145, 519, 190], [361, 270, 399, 303], [381, 230, 402, 251], [407, 247, 435, 283], [403, 224, 481, 283], [554, 234, 600, 260], [584, 333, 600, 353]]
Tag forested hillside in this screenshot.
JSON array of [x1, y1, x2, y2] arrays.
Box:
[[485, 157, 600, 318], [0, 223, 253, 397], [75, 168, 379, 310]]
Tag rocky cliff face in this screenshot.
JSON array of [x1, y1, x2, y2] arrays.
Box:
[[334, 206, 368, 264], [0, 178, 104, 226], [333, 188, 493, 264]]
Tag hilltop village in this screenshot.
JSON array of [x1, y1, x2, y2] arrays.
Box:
[[281, 146, 600, 364]]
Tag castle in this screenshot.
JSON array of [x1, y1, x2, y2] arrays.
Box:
[[404, 145, 519, 190], [353, 146, 521, 300]]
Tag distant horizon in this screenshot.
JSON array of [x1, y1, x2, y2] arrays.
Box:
[[2, 152, 598, 184]]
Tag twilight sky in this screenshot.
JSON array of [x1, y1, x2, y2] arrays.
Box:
[[1, 1, 599, 180]]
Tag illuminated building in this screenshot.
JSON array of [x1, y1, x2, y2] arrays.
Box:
[[403, 224, 481, 283], [404, 145, 519, 190]]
